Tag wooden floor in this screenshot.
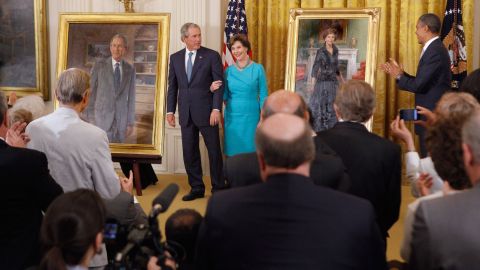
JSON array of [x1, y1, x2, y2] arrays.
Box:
[[137, 174, 415, 261]]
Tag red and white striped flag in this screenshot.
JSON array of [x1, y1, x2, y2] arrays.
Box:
[[222, 0, 250, 69]]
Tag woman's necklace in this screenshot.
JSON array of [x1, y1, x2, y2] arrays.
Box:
[[236, 58, 251, 70]]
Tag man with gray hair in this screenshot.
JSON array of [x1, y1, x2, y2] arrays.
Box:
[[167, 22, 224, 200], [317, 80, 401, 242], [409, 109, 480, 269], [0, 91, 63, 269], [26, 68, 147, 267], [196, 113, 386, 269], [85, 33, 136, 143], [381, 13, 451, 157]]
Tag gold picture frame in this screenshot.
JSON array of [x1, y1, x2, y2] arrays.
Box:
[[0, 0, 49, 99], [285, 8, 381, 130], [57, 13, 170, 157]]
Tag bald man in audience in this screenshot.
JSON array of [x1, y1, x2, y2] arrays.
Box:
[[409, 109, 480, 269], [225, 90, 350, 191], [196, 113, 386, 269], [317, 80, 401, 242]]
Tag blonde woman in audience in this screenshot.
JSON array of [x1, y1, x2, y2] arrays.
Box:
[[399, 92, 478, 261], [391, 92, 479, 197]]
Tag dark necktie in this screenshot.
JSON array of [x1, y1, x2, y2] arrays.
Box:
[[114, 62, 121, 91], [187, 52, 193, 82]]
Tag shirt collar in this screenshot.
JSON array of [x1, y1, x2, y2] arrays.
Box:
[[111, 58, 121, 67], [422, 36, 439, 52], [186, 48, 197, 55]]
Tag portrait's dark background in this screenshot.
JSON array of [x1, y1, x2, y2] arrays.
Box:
[[0, 0, 36, 87]]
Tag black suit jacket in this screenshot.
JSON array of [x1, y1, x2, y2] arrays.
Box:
[[225, 138, 350, 191], [317, 122, 401, 238], [397, 38, 451, 111], [167, 47, 223, 127], [196, 173, 386, 270], [0, 140, 63, 270]]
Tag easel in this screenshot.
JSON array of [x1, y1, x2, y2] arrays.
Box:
[[112, 153, 161, 196]]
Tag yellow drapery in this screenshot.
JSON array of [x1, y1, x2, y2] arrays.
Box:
[[245, 0, 474, 137]]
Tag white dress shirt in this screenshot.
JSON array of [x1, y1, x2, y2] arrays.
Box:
[[112, 58, 123, 79]]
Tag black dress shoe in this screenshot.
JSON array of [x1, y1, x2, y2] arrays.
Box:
[[182, 192, 204, 201]]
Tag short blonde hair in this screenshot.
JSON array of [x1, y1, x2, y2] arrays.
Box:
[[334, 80, 375, 122]]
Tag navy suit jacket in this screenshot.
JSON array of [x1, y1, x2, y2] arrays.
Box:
[[0, 140, 63, 269], [196, 173, 386, 270], [397, 38, 451, 110], [167, 47, 223, 127], [317, 122, 402, 238]]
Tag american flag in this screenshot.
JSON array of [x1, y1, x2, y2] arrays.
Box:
[[441, 0, 467, 89], [223, 0, 249, 69]]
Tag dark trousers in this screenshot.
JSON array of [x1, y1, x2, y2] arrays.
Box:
[[181, 117, 224, 193]]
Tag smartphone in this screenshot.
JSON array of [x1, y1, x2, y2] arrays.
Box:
[[399, 109, 418, 121], [104, 222, 118, 240]]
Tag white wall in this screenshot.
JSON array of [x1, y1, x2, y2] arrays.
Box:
[[46, 0, 222, 174]]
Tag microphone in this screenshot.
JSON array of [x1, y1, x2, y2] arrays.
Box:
[[151, 183, 179, 216]]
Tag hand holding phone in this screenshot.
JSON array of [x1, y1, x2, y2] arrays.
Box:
[[399, 109, 418, 121]]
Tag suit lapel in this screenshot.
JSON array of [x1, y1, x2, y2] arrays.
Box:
[[0, 139, 8, 149], [189, 47, 204, 83], [119, 60, 130, 94]]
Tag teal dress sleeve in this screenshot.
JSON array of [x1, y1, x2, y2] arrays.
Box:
[[257, 64, 268, 108]]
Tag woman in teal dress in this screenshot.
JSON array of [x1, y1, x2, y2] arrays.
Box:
[[223, 34, 268, 156]]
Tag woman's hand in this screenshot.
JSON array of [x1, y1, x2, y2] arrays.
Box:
[[414, 105, 436, 128], [210, 80, 222, 92], [416, 173, 433, 197], [390, 116, 415, 151]]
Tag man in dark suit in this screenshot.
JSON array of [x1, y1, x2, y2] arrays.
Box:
[[409, 109, 480, 269], [167, 23, 224, 201], [381, 13, 451, 157], [196, 113, 386, 270], [0, 91, 63, 270], [225, 90, 349, 191], [317, 80, 401, 241]]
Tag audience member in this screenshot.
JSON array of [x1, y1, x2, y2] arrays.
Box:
[[317, 80, 401, 240], [391, 92, 479, 197], [39, 189, 106, 270], [10, 94, 46, 120], [0, 91, 63, 270], [196, 113, 386, 269], [225, 90, 349, 191], [401, 99, 476, 260], [459, 68, 480, 100], [25, 68, 146, 267], [409, 109, 480, 269], [8, 108, 33, 127], [166, 208, 203, 270]]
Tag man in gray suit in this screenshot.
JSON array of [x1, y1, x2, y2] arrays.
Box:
[[409, 109, 480, 269], [85, 34, 135, 143]]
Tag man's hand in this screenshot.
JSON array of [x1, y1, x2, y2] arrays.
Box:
[[166, 114, 175, 127], [380, 58, 404, 78], [6, 122, 29, 148], [210, 80, 222, 92], [120, 170, 133, 193], [126, 125, 134, 137], [210, 110, 221, 126]]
